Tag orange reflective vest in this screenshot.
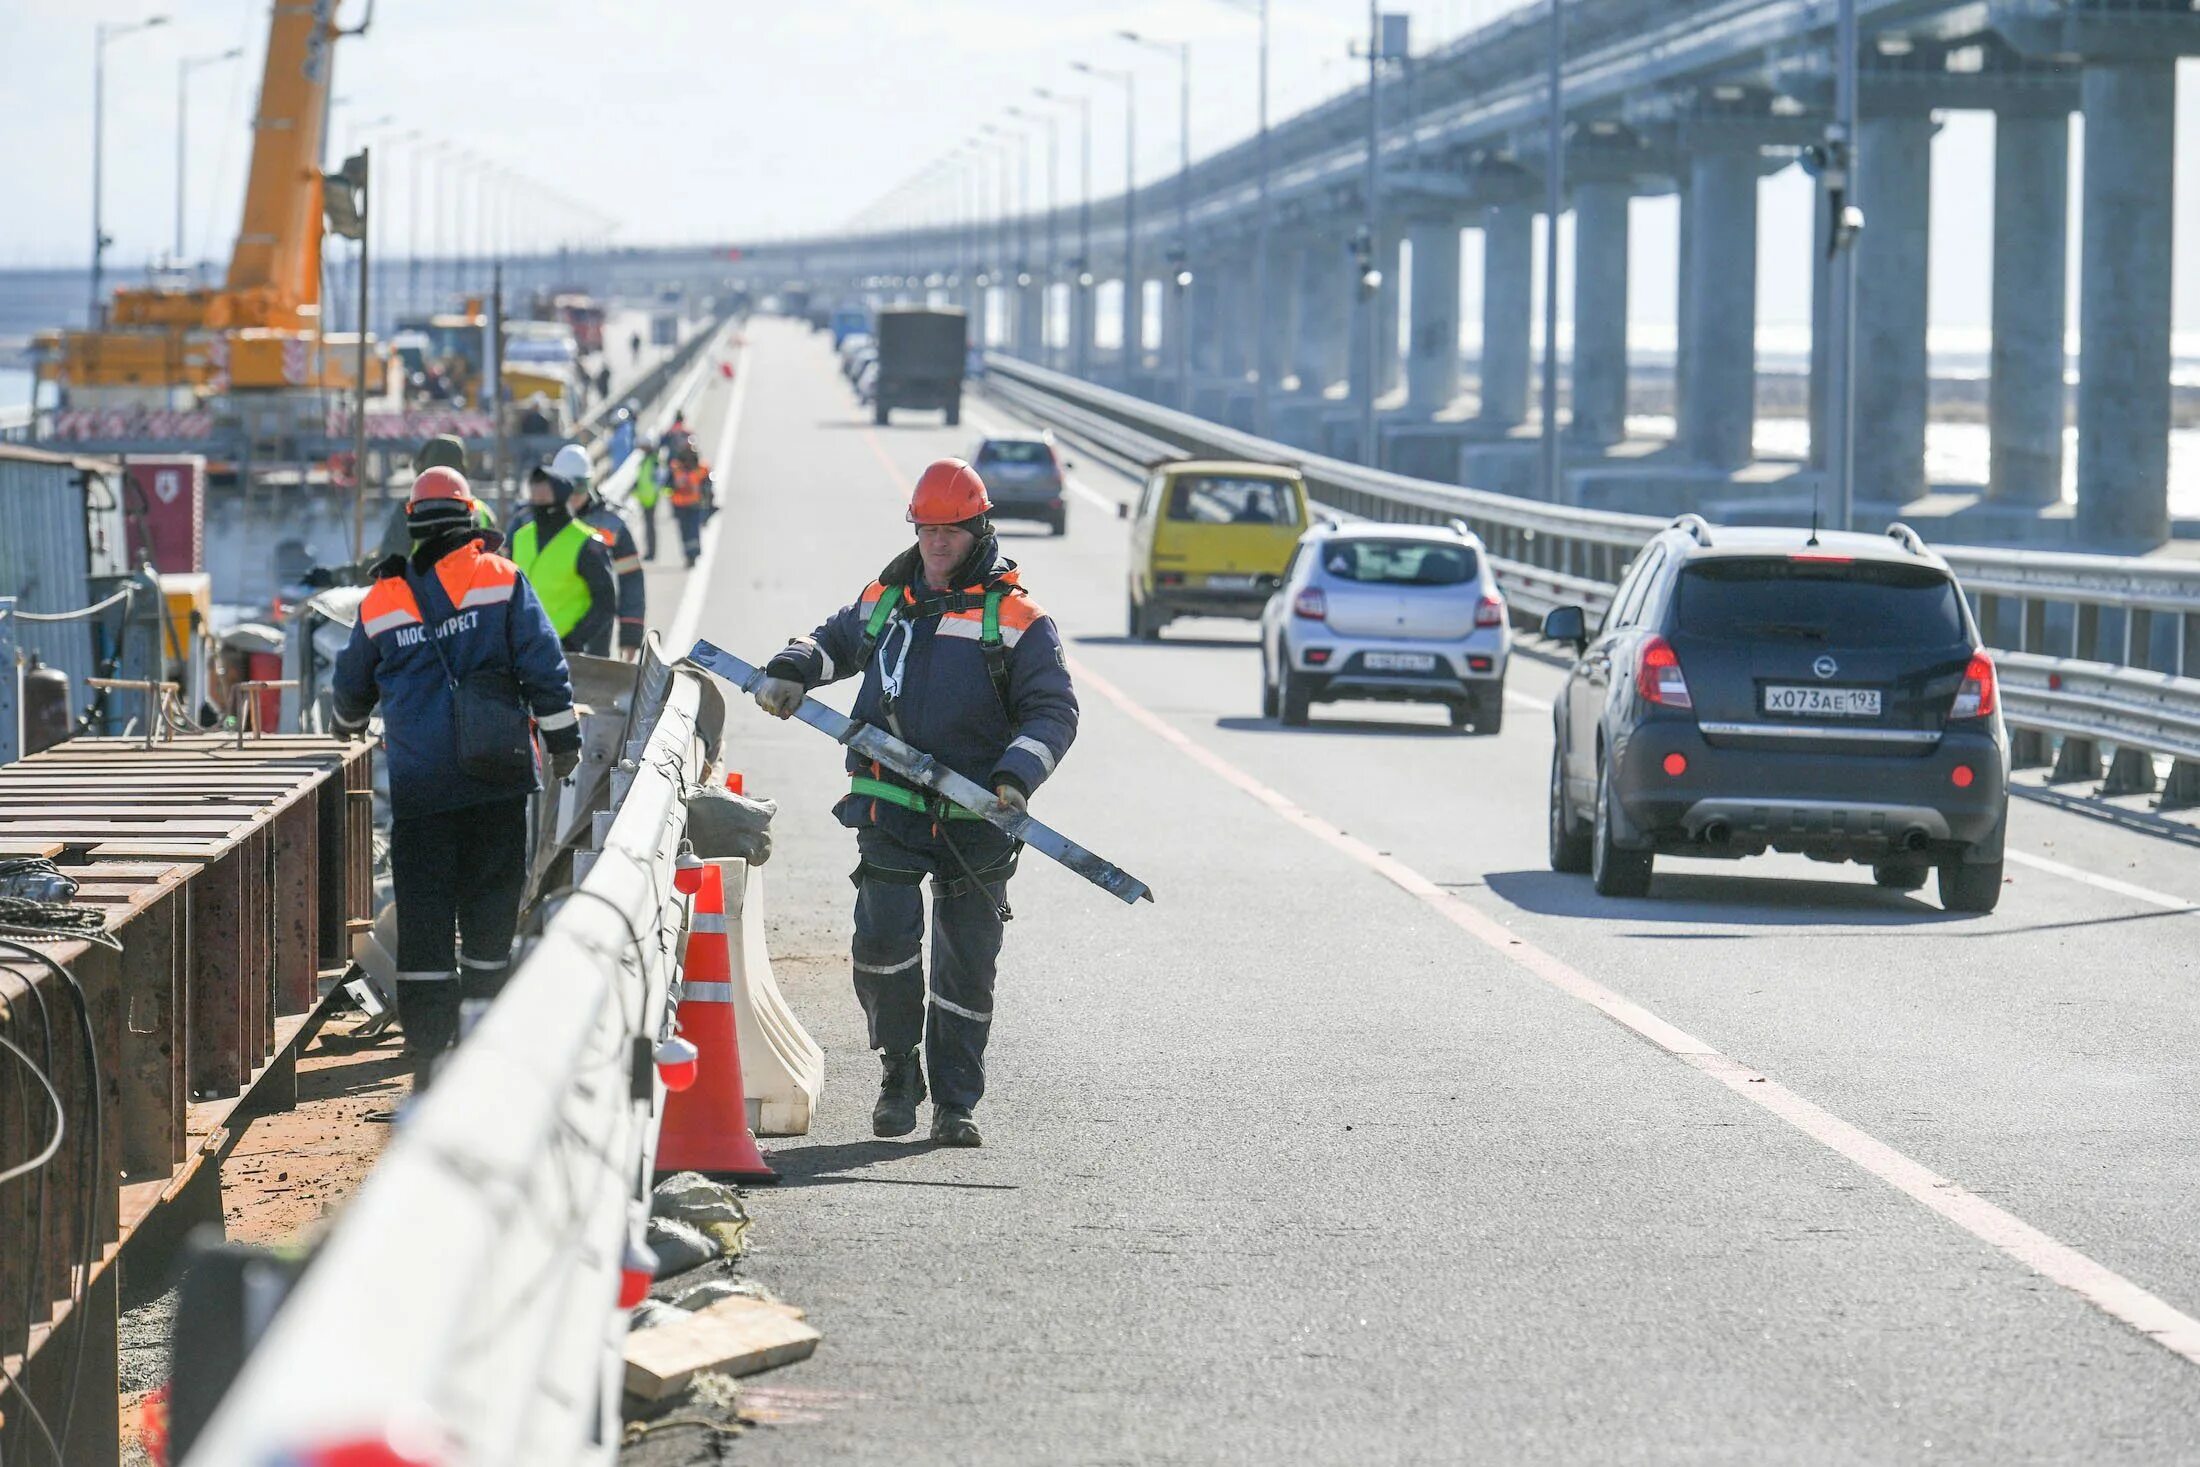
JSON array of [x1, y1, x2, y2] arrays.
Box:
[[669, 460, 710, 509]]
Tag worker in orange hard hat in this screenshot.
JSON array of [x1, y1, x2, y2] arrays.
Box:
[[752, 458, 1079, 1148], [332, 465, 582, 1083]]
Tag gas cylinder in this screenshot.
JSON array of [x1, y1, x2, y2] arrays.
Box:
[[23, 654, 73, 755]]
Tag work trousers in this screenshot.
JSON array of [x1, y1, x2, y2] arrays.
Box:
[[637, 498, 659, 562], [673, 503, 704, 566], [389, 795, 530, 1000], [850, 824, 1012, 1112]]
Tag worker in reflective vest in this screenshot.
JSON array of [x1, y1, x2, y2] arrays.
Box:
[[331, 467, 581, 1077], [752, 459, 1079, 1148], [633, 443, 663, 562], [667, 445, 715, 568], [511, 453, 618, 656]]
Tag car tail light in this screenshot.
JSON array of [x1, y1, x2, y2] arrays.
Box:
[[1157, 571, 1186, 587], [1293, 587, 1327, 621], [1638, 636, 1693, 710], [1305, 647, 1332, 666], [1474, 593, 1505, 629], [1949, 651, 1997, 720], [1951, 764, 1975, 788], [1467, 655, 1493, 673]]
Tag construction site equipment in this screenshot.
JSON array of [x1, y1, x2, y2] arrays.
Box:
[[684, 640, 1155, 906], [0, 734, 374, 1466], [41, 0, 377, 403]]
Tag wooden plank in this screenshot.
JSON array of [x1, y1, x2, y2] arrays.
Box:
[[188, 848, 249, 1098], [0, 804, 276, 818], [622, 1298, 820, 1401]]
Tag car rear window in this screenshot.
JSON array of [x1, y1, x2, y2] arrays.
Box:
[[1674, 559, 1968, 648], [1320, 539, 1477, 586], [977, 440, 1052, 465], [1166, 475, 1300, 526]]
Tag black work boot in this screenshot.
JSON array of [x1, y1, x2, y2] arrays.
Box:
[[930, 1105, 982, 1148], [395, 977, 461, 1081], [873, 1049, 926, 1137]]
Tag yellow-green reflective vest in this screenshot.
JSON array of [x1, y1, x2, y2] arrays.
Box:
[[511, 518, 595, 637], [634, 453, 662, 509]]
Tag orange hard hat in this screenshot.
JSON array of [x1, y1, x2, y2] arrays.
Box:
[[907, 459, 991, 526], [410, 465, 475, 506]]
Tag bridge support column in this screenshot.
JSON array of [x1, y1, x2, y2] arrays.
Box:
[[1154, 273, 1185, 393], [1121, 273, 1146, 383], [1404, 218, 1462, 417], [1377, 225, 1403, 397], [2076, 59, 2175, 545], [1016, 276, 1044, 362], [1265, 238, 1305, 394], [1854, 114, 1935, 505], [1988, 109, 2069, 506], [1071, 274, 1094, 380], [1678, 147, 1757, 469], [1189, 269, 1222, 376], [1298, 239, 1350, 395], [1478, 205, 1533, 428], [1571, 181, 1630, 446]]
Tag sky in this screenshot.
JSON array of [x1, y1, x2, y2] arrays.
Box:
[[0, 0, 2194, 340]]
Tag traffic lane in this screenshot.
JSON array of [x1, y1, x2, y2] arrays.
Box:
[[778, 340, 2200, 1460], [699, 329, 2200, 1462], [962, 381, 2200, 1369]]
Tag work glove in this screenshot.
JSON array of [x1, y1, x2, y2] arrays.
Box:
[[993, 784, 1028, 815], [755, 677, 804, 719], [551, 747, 581, 782]]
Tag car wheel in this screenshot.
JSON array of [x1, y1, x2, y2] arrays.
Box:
[[1871, 859, 1929, 892], [1938, 857, 2003, 914], [1130, 594, 1162, 642], [873, 402, 890, 426], [1050, 513, 1066, 537], [1591, 754, 1653, 898], [1261, 648, 1281, 720], [1446, 700, 1473, 732], [1548, 744, 1592, 874], [1279, 664, 1311, 727], [945, 404, 961, 427], [1473, 686, 1504, 736]]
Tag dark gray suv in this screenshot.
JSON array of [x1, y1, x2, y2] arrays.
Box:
[[1543, 518, 2009, 912]]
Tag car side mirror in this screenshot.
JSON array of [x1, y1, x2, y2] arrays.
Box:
[[1116, 502, 1130, 521], [1542, 604, 1588, 650]]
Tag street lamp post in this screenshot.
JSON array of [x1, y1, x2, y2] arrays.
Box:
[[1071, 61, 1136, 385], [93, 14, 170, 325], [1542, 0, 1566, 504], [1036, 87, 1094, 379], [176, 46, 243, 267], [1825, 0, 1861, 531], [1360, 2, 1382, 467], [1121, 31, 1192, 410], [1013, 104, 1060, 365]]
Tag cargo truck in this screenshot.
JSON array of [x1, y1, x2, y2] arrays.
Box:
[[873, 307, 966, 427]]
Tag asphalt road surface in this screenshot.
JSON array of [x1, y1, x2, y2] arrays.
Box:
[[683, 317, 2200, 1465]]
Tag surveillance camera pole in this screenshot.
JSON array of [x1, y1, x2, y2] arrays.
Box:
[[1825, 0, 1861, 532]]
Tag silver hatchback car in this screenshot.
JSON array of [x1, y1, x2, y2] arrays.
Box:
[[1258, 523, 1510, 732]]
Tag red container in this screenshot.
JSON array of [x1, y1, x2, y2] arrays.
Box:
[[248, 650, 284, 732], [124, 456, 207, 573]]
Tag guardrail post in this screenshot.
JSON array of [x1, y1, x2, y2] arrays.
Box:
[[2021, 598, 2047, 653], [2008, 727, 2051, 769], [2073, 601, 2101, 662], [2101, 746, 2158, 797], [2049, 734, 2102, 785], [2162, 761, 2200, 811], [0, 597, 19, 767]]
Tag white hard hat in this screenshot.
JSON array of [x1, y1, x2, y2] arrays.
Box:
[[549, 442, 592, 486]]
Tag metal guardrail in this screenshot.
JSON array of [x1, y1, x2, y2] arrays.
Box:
[[982, 352, 2200, 802], [185, 655, 717, 1466]]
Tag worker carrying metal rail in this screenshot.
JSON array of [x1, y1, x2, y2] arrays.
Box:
[[331, 467, 583, 1071], [667, 444, 715, 569], [512, 443, 620, 657], [752, 459, 1079, 1147]]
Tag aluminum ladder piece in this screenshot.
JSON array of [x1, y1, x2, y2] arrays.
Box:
[[683, 640, 1155, 907]]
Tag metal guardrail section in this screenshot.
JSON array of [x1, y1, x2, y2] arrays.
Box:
[[982, 353, 2200, 788], [186, 667, 716, 1466]]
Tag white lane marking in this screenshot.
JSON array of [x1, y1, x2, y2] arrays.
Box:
[[2005, 849, 2198, 914], [1506, 688, 1553, 713], [1067, 653, 2200, 1369]]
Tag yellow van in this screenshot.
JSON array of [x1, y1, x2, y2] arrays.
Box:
[[1127, 460, 1311, 639]]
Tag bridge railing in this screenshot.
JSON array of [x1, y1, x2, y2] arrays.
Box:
[[981, 352, 2200, 807]]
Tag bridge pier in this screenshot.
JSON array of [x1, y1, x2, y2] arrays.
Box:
[[2075, 59, 2176, 545], [1987, 108, 2070, 507], [1377, 224, 1403, 397], [1853, 114, 1936, 504], [1678, 145, 1757, 469], [1121, 270, 1146, 383], [1071, 273, 1094, 380], [1293, 239, 1342, 396], [1265, 237, 1305, 395], [1478, 204, 1533, 429], [1404, 218, 1462, 417], [1570, 181, 1631, 447]]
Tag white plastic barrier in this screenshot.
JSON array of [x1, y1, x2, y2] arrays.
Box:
[[712, 856, 824, 1136]]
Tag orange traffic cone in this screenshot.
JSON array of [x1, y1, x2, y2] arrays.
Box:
[[655, 862, 778, 1183]]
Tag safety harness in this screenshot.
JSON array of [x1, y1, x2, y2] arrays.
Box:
[[847, 581, 1020, 919]]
